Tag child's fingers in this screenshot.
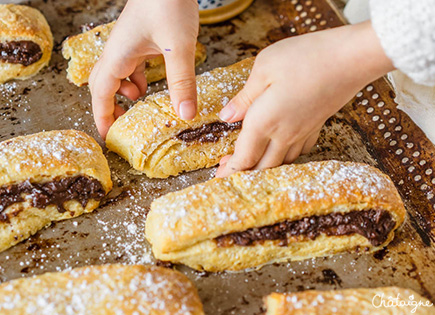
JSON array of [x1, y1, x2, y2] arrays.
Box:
[[301, 129, 320, 154], [252, 140, 289, 170], [163, 44, 197, 120], [283, 142, 305, 164], [219, 62, 268, 123], [90, 62, 122, 139], [117, 79, 142, 100], [91, 97, 116, 140], [219, 155, 232, 165], [114, 104, 126, 119], [215, 118, 270, 178], [129, 62, 148, 97]]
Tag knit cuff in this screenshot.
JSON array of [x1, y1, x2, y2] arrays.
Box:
[[370, 0, 435, 86]]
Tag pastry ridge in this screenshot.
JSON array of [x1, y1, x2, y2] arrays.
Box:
[[106, 58, 254, 178], [145, 160, 406, 271], [0, 130, 112, 252], [0, 4, 53, 83], [0, 264, 205, 315], [264, 287, 434, 315], [62, 21, 207, 86]]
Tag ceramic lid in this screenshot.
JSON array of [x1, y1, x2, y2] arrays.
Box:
[[199, 0, 254, 24]]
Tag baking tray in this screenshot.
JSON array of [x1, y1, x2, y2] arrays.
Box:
[[1, 0, 435, 314]]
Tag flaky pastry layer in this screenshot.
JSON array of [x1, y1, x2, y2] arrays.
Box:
[[0, 264, 204, 315], [106, 58, 254, 178], [0, 130, 112, 252], [145, 160, 405, 271], [0, 4, 53, 83]]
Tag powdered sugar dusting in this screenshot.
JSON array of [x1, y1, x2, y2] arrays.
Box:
[[151, 161, 397, 237], [107, 59, 253, 165], [0, 130, 100, 183], [0, 265, 202, 315], [237, 160, 391, 203]]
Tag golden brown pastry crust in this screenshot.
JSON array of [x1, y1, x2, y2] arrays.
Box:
[[61, 21, 207, 86], [106, 58, 254, 178], [145, 160, 406, 271], [0, 4, 53, 84], [0, 264, 205, 315], [264, 287, 434, 315], [0, 130, 112, 252]]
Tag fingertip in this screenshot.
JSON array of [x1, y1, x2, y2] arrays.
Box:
[[219, 102, 236, 122], [118, 80, 141, 100], [219, 155, 232, 165], [96, 122, 111, 141], [94, 111, 116, 140], [114, 105, 126, 119], [179, 100, 197, 120], [215, 164, 227, 178], [215, 158, 240, 178]]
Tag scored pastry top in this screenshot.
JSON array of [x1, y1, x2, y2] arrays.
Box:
[[106, 58, 254, 168], [146, 160, 406, 254], [0, 264, 204, 315], [0, 130, 111, 192]]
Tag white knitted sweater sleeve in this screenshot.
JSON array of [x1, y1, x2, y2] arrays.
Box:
[[370, 0, 435, 86]]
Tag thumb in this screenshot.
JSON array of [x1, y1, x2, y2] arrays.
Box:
[[164, 44, 197, 120], [219, 66, 266, 123]]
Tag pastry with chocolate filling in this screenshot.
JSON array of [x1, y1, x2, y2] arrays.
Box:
[[0, 4, 53, 84], [264, 287, 434, 315], [0, 264, 205, 315], [0, 130, 112, 252], [106, 58, 254, 178], [145, 160, 405, 272], [62, 21, 207, 86]]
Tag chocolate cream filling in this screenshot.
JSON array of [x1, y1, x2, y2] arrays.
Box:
[[176, 121, 242, 143], [0, 41, 43, 66], [0, 176, 105, 221], [215, 209, 396, 247]]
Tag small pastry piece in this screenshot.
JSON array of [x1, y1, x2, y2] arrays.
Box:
[[0, 130, 112, 252], [0, 4, 53, 84], [145, 160, 406, 272], [0, 264, 205, 315], [106, 58, 254, 178], [264, 287, 434, 315], [62, 21, 207, 86]]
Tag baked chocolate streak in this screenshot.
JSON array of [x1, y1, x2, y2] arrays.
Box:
[[215, 209, 396, 247], [176, 121, 242, 143], [0, 41, 43, 66], [0, 176, 105, 221]]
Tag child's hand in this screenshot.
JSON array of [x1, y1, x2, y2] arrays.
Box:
[[89, 0, 199, 138], [216, 21, 394, 177]]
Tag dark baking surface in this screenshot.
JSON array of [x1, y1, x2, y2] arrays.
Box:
[[0, 0, 434, 313]]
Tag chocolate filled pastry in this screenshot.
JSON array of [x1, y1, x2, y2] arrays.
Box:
[[0, 130, 112, 252], [62, 21, 207, 86], [0, 4, 53, 84], [0, 264, 205, 315], [106, 58, 254, 178], [145, 160, 406, 272], [264, 287, 434, 315]]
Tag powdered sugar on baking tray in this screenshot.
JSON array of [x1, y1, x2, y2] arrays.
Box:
[[0, 265, 200, 315]]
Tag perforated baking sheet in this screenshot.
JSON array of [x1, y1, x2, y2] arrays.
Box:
[[0, 0, 434, 314]]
